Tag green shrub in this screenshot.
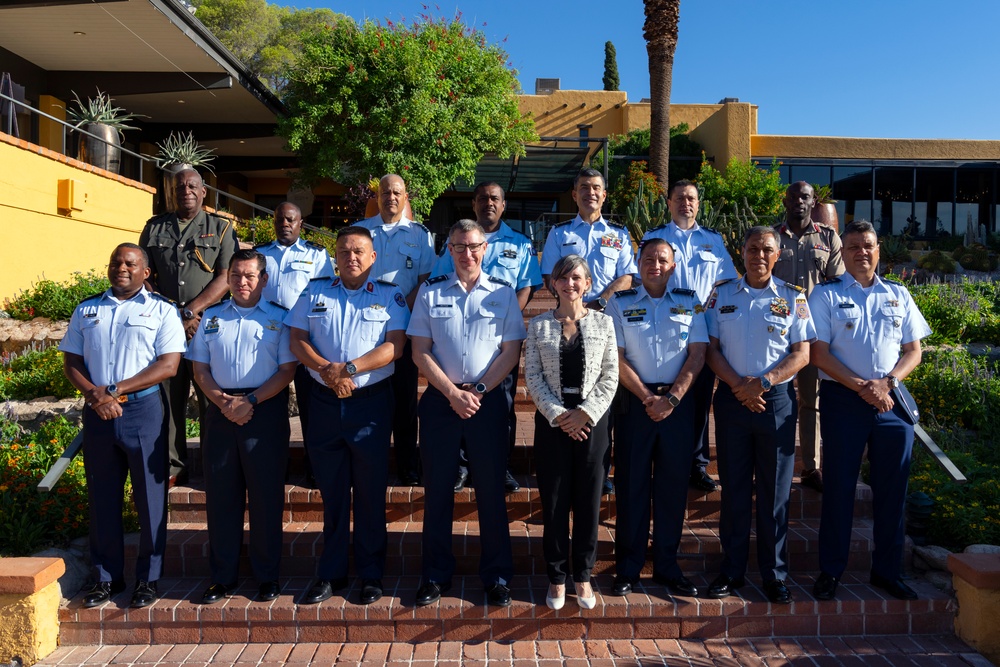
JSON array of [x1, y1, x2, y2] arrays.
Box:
[[908, 280, 1000, 345], [907, 348, 1000, 431], [697, 156, 786, 219], [0, 346, 79, 401], [4, 270, 110, 321], [0, 414, 140, 556], [916, 250, 957, 273]]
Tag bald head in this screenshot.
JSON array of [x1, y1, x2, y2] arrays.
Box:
[[377, 174, 408, 223], [173, 168, 207, 219]]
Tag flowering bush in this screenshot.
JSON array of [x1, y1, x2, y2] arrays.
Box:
[[907, 348, 1000, 431], [907, 279, 1000, 345], [4, 270, 109, 321], [0, 413, 138, 556], [0, 345, 79, 401]]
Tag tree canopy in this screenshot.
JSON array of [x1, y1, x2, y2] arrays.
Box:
[[278, 15, 537, 218], [193, 0, 339, 93], [602, 41, 620, 92]]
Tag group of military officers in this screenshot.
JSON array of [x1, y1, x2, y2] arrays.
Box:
[[65, 166, 930, 611]]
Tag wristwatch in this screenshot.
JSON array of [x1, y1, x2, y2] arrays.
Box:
[[345, 362, 358, 377], [759, 376, 772, 391], [886, 375, 899, 389], [666, 393, 681, 407], [588, 297, 608, 311], [246, 393, 258, 406], [106, 383, 121, 399], [475, 382, 488, 395], [181, 308, 196, 321]]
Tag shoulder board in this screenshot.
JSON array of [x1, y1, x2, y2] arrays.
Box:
[[488, 276, 512, 287], [253, 241, 272, 249], [412, 222, 431, 234], [786, 283, 806, 294], [309, 276, 329, 282], [606, 219, 626, 230], [149, 292, 176, 306], [613, 288, 638, 299], [671, 287, 697, 297], [713, 278, 735, 287], [79, 291, 105, 305], [145, 212, 171, 224], [646, 223, 668, 233], [882, 278, 904, 286], [819, 276, 842, 286], [376, 278, 398, 287], [201, 301, 225, 315], [305, 239, 327, 249], [553, 220, 572, 228], [702, 226, 722, 235], [267, 300, 289, 312], [425, 275, 449, 285]]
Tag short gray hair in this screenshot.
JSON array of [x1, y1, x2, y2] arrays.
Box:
[[743, 225, 778, 246], [448, 219, 485, 241]]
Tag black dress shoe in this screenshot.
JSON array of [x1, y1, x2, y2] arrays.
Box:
[[813, 572, 839, 601], [653, 574, 699, 597], [131, 580, 158, 608], [300, 577, 347, 604], [81, 580, 125, 608], [800, 468, 824, 493], [399, 470, 420, 486], [257, 581, 280, 602], [359, 579, 383, 605], [200, 582, 236, 605], [486, 583, 512, 607], [602, 477, 614, 496], [504, 469, 520, 493], [454, 468, 469, 492], [611, 576, 633, 596], [415, 580, 451, 606], [870, 573, 918, 600], [706, 574, 745, 599], [764, 579, 792, 604], [689, 469, 718, 493]]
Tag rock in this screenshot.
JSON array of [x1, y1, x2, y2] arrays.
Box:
[[966, 343, 993, 357], [913, 545, 953, 571], [964, 544, 1000, 555], [923, 570, 954, 594], [0, 317, 68, 355], [32, 547, 90, 601]]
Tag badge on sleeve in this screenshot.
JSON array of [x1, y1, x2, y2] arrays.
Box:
[[795, 297, 809, 319], [394, 292, 406, 308]]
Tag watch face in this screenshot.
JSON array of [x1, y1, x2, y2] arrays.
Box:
[[475, 383, 487, 394], [346, 363, 358, 376]]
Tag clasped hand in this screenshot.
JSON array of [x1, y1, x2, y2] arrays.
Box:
[[733, 377, 767, 413], [555, 408, 591, 441], [320, 362, 357, 398], [448, 388, 481, 419], [642, 395, 674, 422], [87, 386, 122, 421], [857, 378, 895, 413], [220, 394, 253, 425]]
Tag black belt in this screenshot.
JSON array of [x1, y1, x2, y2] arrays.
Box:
[[644, 383, 673, 396], [222, 387, 258, 396], [315, 377, 389, 400]]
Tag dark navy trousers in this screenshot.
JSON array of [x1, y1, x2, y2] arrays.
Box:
[[307, 379, 392, 581], [82, 391, 168, 583], [714, 381, 797, 583], [614, 390, 696, 581], [419, 384, 513, 587], [202, 389, 289, 585], [818, 380, 913, 581], [390, 340, 420, 478], [690, 364, 717, 472]]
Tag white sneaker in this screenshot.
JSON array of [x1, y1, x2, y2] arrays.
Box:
[[545, 583, 565, 610], [575, 582, 596, 610]]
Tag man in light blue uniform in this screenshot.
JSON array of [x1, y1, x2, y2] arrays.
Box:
[[643, 179, 739, 493], [256, 201, 334, 486], [606, 238, 708, 598], [409, 220, 526, 608], [287, 226, 409, 606], [61, 243, 185, 610], [541, 168, 636, 308], [188, 249, 298, 605], [704, 226, 814, 605], [431, 181, 542, 493], [809, 220, 932, 602], [358, 174, 435, 486]]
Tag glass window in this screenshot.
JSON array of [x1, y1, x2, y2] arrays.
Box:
[[956, 169, 993, 239], [874, 167, 913, 236], [833, 166, 872, 227], [788, 165, 832, 187], [915, 168, 954, 237]]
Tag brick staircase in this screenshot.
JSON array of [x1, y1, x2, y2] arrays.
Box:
[[58, 294, 958, 646]]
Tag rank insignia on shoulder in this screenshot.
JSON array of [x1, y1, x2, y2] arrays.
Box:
[[148, 292, 176, 305], [883, 278, 904, 286], [719, 305, 737, 314], [820, 276, 842, 286], [713, 278, 734, 287], [377, 278, 398, 287], [646, 223, 668, 233], [305, 239, 326, 249], [671, 287, 697, 297], [426, 275, 448, 285], [613, 288, 637, 298], [607, 219, 626, 230], [310, 276, 329, 282], [268, 300, 289, 311], [253, 242, 272, 249], [488, 276, 512, 287], [553, 220, 572, 228], [702, 226, 722, 235], [79, 291, 105, 304], [786, 283, 806, 294]]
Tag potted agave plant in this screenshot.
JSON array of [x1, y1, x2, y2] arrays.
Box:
[[810, 183, 840, 230], [155, 131, 216, 212], [66, 89, 141, 174]]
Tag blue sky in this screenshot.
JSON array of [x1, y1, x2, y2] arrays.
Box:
[[287, 0, 1000, 140]]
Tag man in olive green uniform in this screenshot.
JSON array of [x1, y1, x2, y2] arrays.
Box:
[[139, 168, 238, 484], [771, 181, 844, 492]]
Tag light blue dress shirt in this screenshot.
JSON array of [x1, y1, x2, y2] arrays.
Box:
[[705, 276, 816, 382], [407, 272, 527, 384], [185, 299, 296, 388], [606, 285, 710, 384], [808, 274, 932, 381], [642, 221, 738, 304], [540, 215, 638, 302], [285, 277, 410, 387], [357, 215, 436, 297], [60, 287, 186, 387], [256, 238, 334, 309], [431, 221, 542, 292]]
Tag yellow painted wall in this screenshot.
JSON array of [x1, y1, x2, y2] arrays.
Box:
[[751, 135, 1000, 161], [953, 577, 1000, 665], [37, 95, 66, 154], [0, 133, 155, 301], [0, 584, 62, 665]]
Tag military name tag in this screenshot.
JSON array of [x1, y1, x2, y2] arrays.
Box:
[[720, 305, 737, 314]]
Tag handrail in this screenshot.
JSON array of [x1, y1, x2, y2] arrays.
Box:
[[36, 432, 83, 493], [914, 424, 967, 484]]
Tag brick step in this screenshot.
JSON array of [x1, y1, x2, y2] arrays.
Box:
[[58, 571, 955, 645], [167, 475, 868, 525], [135, 517, 879, 580]]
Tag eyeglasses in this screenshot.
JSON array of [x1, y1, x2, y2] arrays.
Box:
[[450, 242, 486, 253]]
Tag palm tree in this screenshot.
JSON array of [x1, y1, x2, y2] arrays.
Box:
[[643, 0, 680, 187]]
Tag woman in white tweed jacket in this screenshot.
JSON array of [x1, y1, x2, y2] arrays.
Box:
[[524, 255, 619, 610]]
